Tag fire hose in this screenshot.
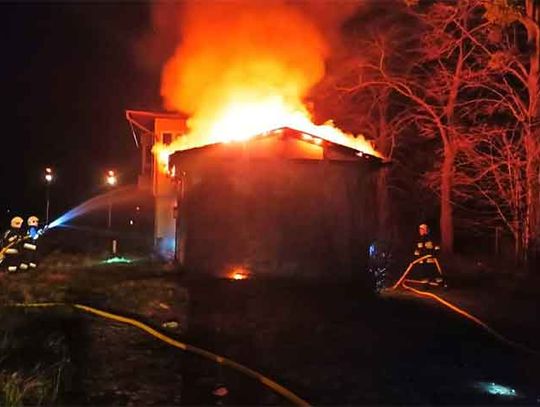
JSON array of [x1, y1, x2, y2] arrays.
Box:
[[391, 256, 540, 356], [2, 302, 309, 406], [0, 235, 31, 264]]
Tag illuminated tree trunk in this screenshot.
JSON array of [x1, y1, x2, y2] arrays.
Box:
[[525, 0, 539, 267], [438, 38, 463, 255], [525, 134, 539, 263], [440, 142, 455, 254]]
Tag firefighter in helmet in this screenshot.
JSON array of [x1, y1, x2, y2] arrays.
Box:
[[22, 216, 40, 270], [1, 216, 24, 273], [408, 223, 446, 287]]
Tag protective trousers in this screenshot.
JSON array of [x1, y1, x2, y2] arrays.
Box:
[[21, 241, 38, 270], [2, 248, 20, 272]]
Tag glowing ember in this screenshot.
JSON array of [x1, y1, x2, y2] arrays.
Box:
[[153, 1, 381, 172], [228, 267, 250, 281]]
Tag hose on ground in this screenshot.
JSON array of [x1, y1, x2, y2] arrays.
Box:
[[4, 302, 310, 406], [391, 259, 540, 356]]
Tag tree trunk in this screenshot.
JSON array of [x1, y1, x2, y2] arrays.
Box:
[[376, 168, 392, 240], [439, 40, 463, 255], [515, 229, 521, 263], [376, 91, 392, 241], [440, 142, 455, 254], [525, 134, 539, 266], [525, 0, 540, 269]]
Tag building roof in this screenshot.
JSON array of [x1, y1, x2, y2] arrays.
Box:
[[125, 110, 187, 147], [169, 126, 385, 165]]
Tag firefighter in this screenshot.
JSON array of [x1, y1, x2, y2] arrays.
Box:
[[22, 216, 40, 270], [1, 216, 24, 273], [409, 223, 445, 287]]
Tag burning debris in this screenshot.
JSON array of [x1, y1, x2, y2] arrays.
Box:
[[151, 0, 381, 171]]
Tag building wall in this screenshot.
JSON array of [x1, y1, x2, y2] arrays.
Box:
[[173, 151, 380, 278], [153, 118, 185, 260]]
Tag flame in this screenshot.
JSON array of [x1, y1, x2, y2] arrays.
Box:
[[156, 148, 170, 174], [231, 272, 248, 281], [154, 1, 380, 172], [227, 266, 250, 281]]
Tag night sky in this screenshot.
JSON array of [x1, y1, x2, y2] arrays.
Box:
[[0, 2, 161, 226]]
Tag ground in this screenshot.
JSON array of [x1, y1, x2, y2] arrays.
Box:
[[1, 254, 539, 405]]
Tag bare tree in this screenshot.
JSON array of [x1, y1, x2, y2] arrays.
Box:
[[311, 2, 418, 241], [415, 0, 539, 264], [318, 1, 538, 264], [454, 123, 527, 261], [340, 1, 494, 254], [481, 0, 540, 264], [448, 0, 540, 263]]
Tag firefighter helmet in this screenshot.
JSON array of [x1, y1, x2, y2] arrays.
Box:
[[11, 216, 24, 229], [28, 216, 39, 227], [419, 223, 429, 235]]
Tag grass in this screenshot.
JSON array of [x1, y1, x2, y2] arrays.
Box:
[[0, 332, 69, 406], [0, 364, 64, 406], [0, 251, 189, 404], [1, 252, 187, 312]]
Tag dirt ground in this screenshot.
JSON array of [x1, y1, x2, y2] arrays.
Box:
[[1, 258, 540, 405]]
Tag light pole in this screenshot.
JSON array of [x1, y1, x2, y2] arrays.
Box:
[[105, 170, 118, 256], [44, 168, 54, 225], [105, 170, 117, 229]]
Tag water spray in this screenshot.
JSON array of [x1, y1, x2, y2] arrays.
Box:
[[46, 185, 139, 230]]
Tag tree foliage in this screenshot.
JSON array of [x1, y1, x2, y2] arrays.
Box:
[[322, 0, 539, 265]]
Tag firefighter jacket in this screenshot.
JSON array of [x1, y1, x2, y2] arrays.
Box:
[[2, 228, 23, 250], [1, 228, 23, 272], [413, 234, 440, 263], [27, 226, 40, 240]]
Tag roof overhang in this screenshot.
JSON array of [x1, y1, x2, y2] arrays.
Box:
[[125, 110, 188, 147]]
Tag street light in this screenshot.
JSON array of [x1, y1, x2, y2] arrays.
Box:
[[106, 170, 117, 187], [105, 170, 118, 256], [105, 170, 117, 229], [44, 167, 54, 225]]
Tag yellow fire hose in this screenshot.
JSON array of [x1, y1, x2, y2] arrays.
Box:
[[391, 258, 540, 356], [4, 302, 309, 406], [0, 236, 30, 261], [391, 255, 442, 290]]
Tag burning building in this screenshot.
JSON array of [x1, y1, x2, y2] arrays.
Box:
[[170, 127, 384, 279], [126, 110, 385, 278], [126, 1, 388, 276]]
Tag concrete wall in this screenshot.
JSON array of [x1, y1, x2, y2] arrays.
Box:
[[173, 148, 380, 279]]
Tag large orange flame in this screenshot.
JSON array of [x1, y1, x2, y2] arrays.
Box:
[[155, 1, 380, 171]]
